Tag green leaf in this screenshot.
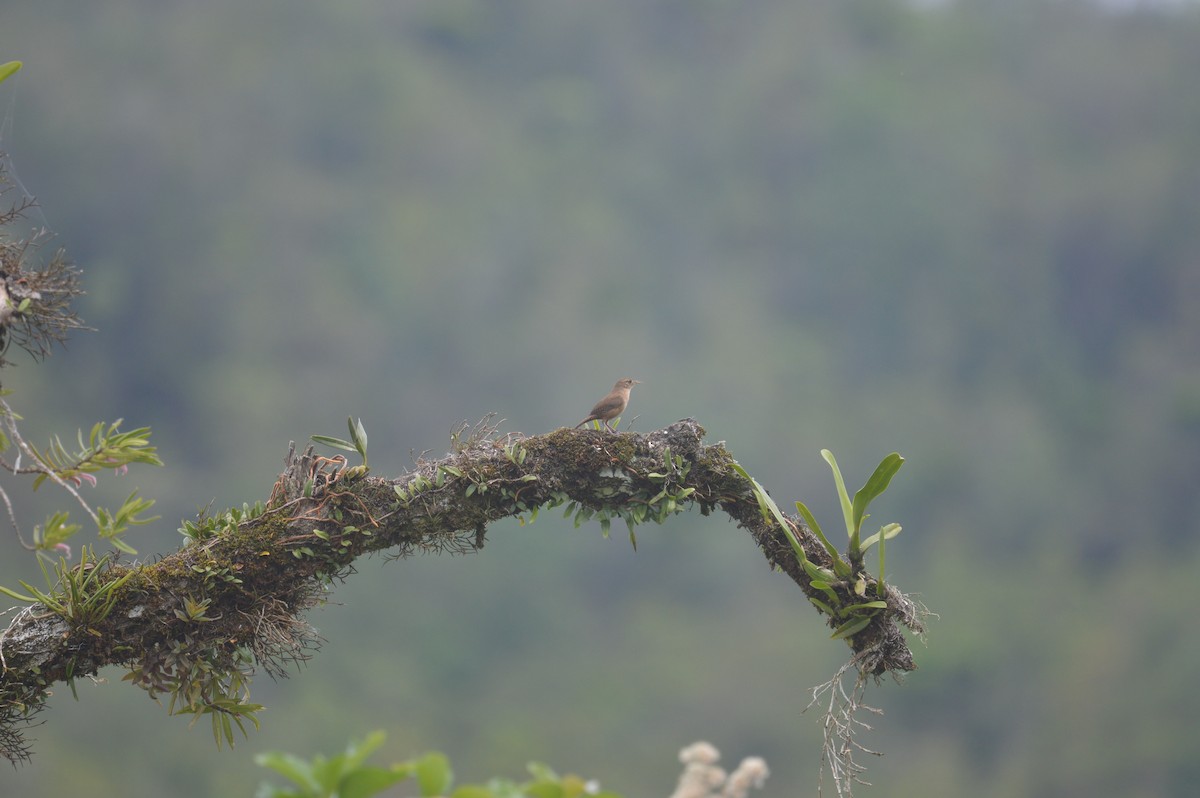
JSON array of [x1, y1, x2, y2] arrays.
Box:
[[801, 559, 835, 583], [0, 62, 22, 84], [0, 583, 36, 602], [808, 596, 836, 616], [415, 752, 453, 797], [850, 453, 904, 542], [831, 614, 874, 640], [311, 435, 357, 452], [858, 523, 902, 552], [341, 767, 413, 798], [820, 449, 855, 541], [254, 752, 311, 790], [729, 462, 809, 565], [793, 500, 841, 563], [349, 417, 368, 456], [110, 537, 139, 555], [846, 598, 887, 610]]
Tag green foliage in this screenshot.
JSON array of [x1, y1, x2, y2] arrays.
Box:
[[796, 451, 904, 603], [555, 445, 695, 551], [0, 546, 133, 628], [30, 420, 162, 490], [0, 417, 165, 555], [255, 732, 621, 798], [95, 490, 159, 555], [738, 451, 904, 639], [312, 417, 370, 469], [124, 641, 263, 751], [0, 61, 20, 84], [178, 500, 267, 545]]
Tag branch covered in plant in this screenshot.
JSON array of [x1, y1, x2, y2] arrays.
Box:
[[0, 419, 924, 764]]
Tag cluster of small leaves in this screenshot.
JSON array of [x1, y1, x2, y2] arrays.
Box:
[[552, 444, 695, 550], [0, 414, 163, 555], [256, 730, 621, 798], [734, 450, 904, 642], [0, 546, 132, 628], [179, 500, 268, 545], [124, 638, 263, 750], [30, 420, 161, 487]]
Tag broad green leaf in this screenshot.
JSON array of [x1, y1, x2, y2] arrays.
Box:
[[801, 559, 835, 583], [850, 453, 904, 539], [415, 752, 453, 796], [831, 614, 873, 640], [340, 766, 413, 798], [843, 600, 888, 612]]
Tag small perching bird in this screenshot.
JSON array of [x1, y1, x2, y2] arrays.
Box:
[[574, 378, 640, 432]]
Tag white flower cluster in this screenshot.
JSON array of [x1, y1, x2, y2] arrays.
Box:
[[669, 741, 770, 798]]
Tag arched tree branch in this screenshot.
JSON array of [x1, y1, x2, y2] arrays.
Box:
[[0, 419, 923, 764]]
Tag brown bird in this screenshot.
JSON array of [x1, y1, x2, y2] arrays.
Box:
[[574, 378, 640, 432]]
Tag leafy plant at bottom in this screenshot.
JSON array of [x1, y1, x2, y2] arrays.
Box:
[[255, 731, 622, 798], [123, 640, 263, 750]]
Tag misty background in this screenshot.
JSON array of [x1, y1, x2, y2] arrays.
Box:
[[2, 0, 1199, 795]]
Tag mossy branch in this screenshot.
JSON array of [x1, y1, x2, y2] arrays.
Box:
[[0, 418, 923, 764]]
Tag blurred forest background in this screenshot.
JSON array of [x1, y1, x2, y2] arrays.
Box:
[[2, 0, 1199, 795]]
